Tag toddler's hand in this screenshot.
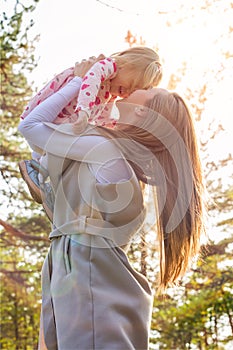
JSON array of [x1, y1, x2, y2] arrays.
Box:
[[72, 110, 88, 134], [68, 113, 79, 123]]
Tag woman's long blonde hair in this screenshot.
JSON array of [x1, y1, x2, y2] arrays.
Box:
[[98, 89, 205, 290], [111, 46, 163, 90]]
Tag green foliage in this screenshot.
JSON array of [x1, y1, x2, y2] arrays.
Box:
[[0, 0, 40, 212], [150, 237, 233, 349], [0, 0, 41, 209], [1, 0, 39, 128], [0, 1, 50, 348], [0, 245, 43, 349]]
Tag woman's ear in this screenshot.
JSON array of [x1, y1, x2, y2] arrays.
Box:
[[134, 106, 148, 117]]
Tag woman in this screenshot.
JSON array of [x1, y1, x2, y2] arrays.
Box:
[[18, 58, 205, 350]]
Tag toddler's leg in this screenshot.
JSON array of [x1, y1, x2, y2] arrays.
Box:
[[20, 67, 75, 120], [18, 160, 42, 204], [18, 159, 54, 222]]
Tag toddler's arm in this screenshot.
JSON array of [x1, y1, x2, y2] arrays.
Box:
[[76, 57, 117, 118]]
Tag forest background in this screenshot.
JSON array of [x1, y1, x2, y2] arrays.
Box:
[[1, 0, 233, 349]]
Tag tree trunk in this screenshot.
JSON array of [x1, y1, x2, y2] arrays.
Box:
[[214, 314, 219, 347], [225, 303, 233, 335], [13, 286, 19, 350], [140, 230, 147, 277], [204, 327, 209, 348]]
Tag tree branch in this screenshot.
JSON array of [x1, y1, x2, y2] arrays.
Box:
[[0, 218, 48, 242]]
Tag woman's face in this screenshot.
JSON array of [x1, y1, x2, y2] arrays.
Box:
[[116, 88, 165, 126], [119, 88, 157, 105]]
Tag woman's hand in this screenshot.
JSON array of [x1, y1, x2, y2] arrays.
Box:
[[74, 54, 105, 78]]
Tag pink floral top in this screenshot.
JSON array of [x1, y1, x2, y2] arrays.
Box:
[[20, 58, 118, 127]]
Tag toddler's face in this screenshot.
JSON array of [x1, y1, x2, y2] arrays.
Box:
[[109, 67, 134, 98]]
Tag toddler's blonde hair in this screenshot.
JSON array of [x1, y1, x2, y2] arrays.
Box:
[[111, 46, 162, 91]]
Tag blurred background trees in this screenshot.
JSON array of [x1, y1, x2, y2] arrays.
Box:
[[1, 1, 49, 348], [0, 0, 232, 349]]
